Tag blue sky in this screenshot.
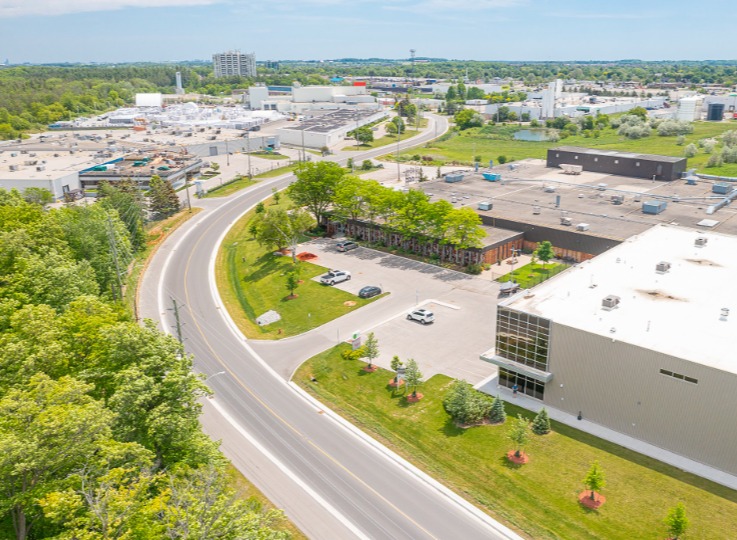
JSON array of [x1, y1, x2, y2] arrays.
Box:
[[1, 0, 735, 63]]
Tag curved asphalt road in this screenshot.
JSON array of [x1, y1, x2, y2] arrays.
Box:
[[139, 115, 522, 540]]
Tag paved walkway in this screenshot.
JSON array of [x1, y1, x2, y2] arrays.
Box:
[[476, 374, 737, 491]]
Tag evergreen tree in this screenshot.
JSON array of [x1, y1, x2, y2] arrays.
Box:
[[390, 355, 403, 384], [532, 407, 551, 435], [489, 396, 507, 424], [148, 175, 180, 219]]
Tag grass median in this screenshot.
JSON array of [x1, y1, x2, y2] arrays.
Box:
[[217, 198, 381, 340], [295, 344, 737, 540], [497, 261, 569, 289]]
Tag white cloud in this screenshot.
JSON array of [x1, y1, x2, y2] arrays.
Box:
[[0, 0, 221, 18], [548, 12, 659, 20]]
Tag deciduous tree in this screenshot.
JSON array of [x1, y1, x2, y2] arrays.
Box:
[[584, 461, 606, 500], [508, 414, 531, 458], [288, 161, 345, 224]]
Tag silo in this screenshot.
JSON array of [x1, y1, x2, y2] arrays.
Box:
[[707, 103, 725, 121]]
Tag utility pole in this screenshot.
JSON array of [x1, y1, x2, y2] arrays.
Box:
[[225, 138, 230, 166], [106, 214, 123, 301], [300, 127, 306, 163], [185, 176, 192, 212], [170, 297, 185, 351], [396, 119, 402, 183]]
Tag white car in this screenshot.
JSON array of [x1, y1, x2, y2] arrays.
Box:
[[407, 308, 435, 325], [320, 270, 351, 285]]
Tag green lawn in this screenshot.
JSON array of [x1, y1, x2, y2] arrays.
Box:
[[295, 346, 737, 540], [497, 262, 569, 289], [203, 176, 258, 198], [402, 121, 737, 176], [253, 164, 298, 179], [249, 151, 290, 161], [216, 200, 380, 339]]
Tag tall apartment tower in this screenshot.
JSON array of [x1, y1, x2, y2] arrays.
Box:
[[175, 71, 184, 95], [212, 50, 256, 78]]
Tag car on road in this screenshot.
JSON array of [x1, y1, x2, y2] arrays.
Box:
[[336, 240, 359, 252], [407, 308, 435, 325], [320, 270, 351, 285], [358, 285, 382, 298]]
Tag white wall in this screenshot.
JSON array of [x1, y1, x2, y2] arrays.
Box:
[[135, 93, 163, 107]]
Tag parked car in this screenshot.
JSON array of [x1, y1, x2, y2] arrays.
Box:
[[358, 285, 382, 298], [406, 308, 435, 325], [336, 240, 359, 252], [320, 270, 351, 285]]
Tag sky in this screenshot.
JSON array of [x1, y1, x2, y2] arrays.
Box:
[[1, 0, 736, 64]]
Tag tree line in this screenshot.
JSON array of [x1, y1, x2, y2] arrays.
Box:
[[284, 162, 487, 266], [0, 187, 289, 539]]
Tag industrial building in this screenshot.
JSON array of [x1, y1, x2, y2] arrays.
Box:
[[0, 148, 90, 201], [213, 50, 256, 78], [480, 224, 737, 477], [79, 150, 204, 191], [277, 109, 386, 150], [247, 85, 378, 114], [546, 147, 687, 181]]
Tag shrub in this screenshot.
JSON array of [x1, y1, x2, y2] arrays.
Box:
[[676, 135, 686, 146], [361, 159, 373, 170], [684, 143, 698, 158], [707, 152, 724, 168], [722, 130, 737, 147], [700, 138, 718, 152], [465, 263, 483, 275], [497, 155, 508, 164], [722, 146, 737, 164], [443, 380, 493, 425], [657, 120, 694, 136]]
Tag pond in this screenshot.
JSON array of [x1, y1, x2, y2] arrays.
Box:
[[513, 129, 553, 142]]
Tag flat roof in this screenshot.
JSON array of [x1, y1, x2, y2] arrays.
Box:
[[0, 149, 110, 180], [282, 109, 381, 134], [552, 146, 686, 164], [505, 224, 737, 374], [414, 159, 737, 239]]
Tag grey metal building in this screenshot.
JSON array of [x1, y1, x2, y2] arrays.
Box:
[[213, 50, 256, 78], [481, 224, 737, 476], [547, 146, 687, 181]]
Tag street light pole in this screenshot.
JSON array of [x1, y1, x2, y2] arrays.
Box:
[[225, 138, 230, 166], [301, 127, 306, 163], [396, 120, 401, 183], [246, 130, 252, 178]]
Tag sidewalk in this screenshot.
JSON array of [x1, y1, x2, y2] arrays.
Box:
[[475, 374, 737, 490]]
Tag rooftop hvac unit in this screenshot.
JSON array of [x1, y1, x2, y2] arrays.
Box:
[[695, 237, 708, 247], [602, 295, 620, 311], [611, 195, 624, 205], [655, 261, 671, 274], [36, 165, 45, 172], [544, 185, 556, 193], [561, 217, 572, 226], [478, 201, 493, 211], [533, 206, 541, 214], [597, 183, 608, 191], [9, 164, 19, 171], [642, 200, 667, 215], [576, 223, 590, 231], [712, 183, 730, 195]]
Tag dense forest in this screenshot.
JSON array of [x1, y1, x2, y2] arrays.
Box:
[[1, 60, 736, 139], [0, 186, 290, 539]]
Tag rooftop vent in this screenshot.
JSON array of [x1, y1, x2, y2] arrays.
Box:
[[721, 308, 729, 321], [695, 237, 708, 247], [561, 217, 572, 226], [533, 206, 541, 214], [655, 261, 671, 274], [9, 164, 19, 172], [602, 295, 620, 311], [576, 223, 590, 231], [611, 195, 624, 205]]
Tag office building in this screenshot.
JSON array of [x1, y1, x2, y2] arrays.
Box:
[[213, 50, 256, 78]]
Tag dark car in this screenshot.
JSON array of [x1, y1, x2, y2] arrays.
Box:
[[358, 285, 382, 299], [336, 241, 359, 252]]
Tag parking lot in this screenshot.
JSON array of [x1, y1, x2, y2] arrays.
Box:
[[255, 238, 501, 384]]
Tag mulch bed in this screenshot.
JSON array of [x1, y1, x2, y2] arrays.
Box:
[[578, 491, 606, 509], [506, 451, 529, 465], [388, 378, 405, 387], [297, 252, 317, 261], [406, 393, 424, 403], [363, 365, 378, 373]]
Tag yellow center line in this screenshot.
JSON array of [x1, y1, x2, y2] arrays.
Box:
[[180, 201, 440, 540]]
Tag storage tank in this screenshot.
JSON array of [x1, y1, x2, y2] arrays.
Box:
[[707, 103, 725, 121]]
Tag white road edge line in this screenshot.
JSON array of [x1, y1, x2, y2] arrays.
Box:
[[288, 382, 523, 540], [207, 399, 371, 540], [157, 186, 371, 540], [206, 201, 524, 540]]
